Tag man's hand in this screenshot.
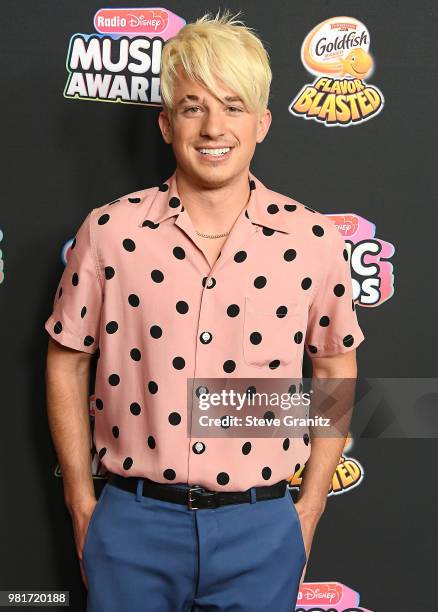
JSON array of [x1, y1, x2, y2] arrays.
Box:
[[295, 499, 325, 590], [70, 497, 98, 590]]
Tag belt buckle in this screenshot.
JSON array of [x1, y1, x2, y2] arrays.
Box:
[[188, 485, 204, 510]]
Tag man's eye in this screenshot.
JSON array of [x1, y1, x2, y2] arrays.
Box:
[[184, 107, 201, 114], [227, 106, 243, 112]]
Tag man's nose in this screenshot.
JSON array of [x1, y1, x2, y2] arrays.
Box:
[[199, 110, 226, 139]]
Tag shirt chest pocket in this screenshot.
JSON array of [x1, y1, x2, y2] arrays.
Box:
[[242, 296, 303, 368]]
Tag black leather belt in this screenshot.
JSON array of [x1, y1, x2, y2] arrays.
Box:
[[107, 472, 287, 510]]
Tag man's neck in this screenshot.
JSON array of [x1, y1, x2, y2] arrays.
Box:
[[174, 168, 251, 234]]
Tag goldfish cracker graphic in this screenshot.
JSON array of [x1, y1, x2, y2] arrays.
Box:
[[290, 16, 384, 126], [302, 17, 374, 80]]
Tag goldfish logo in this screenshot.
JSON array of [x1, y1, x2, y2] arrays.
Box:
[[289, 17, 384, 126]]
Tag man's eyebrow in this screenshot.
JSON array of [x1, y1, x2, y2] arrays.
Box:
[[175, 94, 245, 107]]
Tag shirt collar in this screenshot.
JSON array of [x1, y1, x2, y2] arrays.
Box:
[[138, 171, 292, 234]]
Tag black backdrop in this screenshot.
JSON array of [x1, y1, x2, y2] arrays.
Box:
[[2, 1, 438, 610]]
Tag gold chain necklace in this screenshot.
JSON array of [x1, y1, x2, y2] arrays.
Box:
[[195, 230, 230, 239]]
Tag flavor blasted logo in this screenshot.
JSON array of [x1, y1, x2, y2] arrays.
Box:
[[64, 7, 186, 106], [327, 214, 395, 307], [288, 434, 364, 497], [289, 17, 384, 126], [295, 581, 373, 611]]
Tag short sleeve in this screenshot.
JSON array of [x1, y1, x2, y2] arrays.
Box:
[[44, 210, 103, 354], [305, 221, 365, 358]]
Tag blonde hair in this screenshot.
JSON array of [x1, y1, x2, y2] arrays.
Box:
[[160, 11, 272, 113]]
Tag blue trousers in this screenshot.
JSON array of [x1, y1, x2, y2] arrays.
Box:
[[83, 479, 306, 611]]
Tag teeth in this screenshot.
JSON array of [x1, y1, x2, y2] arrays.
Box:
[[198, 148, 230, 156]]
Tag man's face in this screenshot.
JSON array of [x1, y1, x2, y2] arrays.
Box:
[[158, 66, 271, 188]]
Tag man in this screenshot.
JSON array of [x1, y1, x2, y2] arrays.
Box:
[[45, 12, 365, 612]]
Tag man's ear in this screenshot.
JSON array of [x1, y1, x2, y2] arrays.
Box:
[[256, 108, 272, 144], [158, 108, 173, 144]]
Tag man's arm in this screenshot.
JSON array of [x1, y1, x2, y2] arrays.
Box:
[[298, 349, 357, 515], [45, 335, 97, 581]]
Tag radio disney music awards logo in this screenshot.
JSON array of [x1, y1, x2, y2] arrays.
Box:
[[289, 434, 364, 497], [295, 581, 373, 611], [327, 214, 395, 307], [289, 17, 384, 126], [64, 7, 186, 106]]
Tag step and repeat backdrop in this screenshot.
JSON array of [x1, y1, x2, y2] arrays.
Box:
[[2, 1, 437, 610]]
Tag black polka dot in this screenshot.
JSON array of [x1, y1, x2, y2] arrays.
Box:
[[261, 466, 272, 480], [217, 472, 230, 485], [267, 204, 279, 214], [284, 249, 297, 261], [223, 360, 236, 373], [276, 305, 288, 318], [254, 276, 267, 289], [283, 438, 290, 451], [284, 204, 297, 212], [148, 380, 158, 394], [173, 246, 185, 260], [312, 225, 324, 237], [112, 426, 119, 438], [176, 300, 189, 314], [288, 384, 297, 395], [123, 457, 133, 470], [303, 433, 310, 445], [163, 468, 176, 480], [249, 179, 256, 190], [343, 248, 349, 261], [269, 359, 280, 369], [105, 266, 115, 280], [108, 373, 120, 386], [264, 410, 275, 420], [246, 386, 256, 397], [262, 227, 275, 236], [172, 356, 185, 370], [227, 304, 240, 317], [234, 250, 247, 263], [242, 442, 252, 455], [294, 331, 303, 344], [128, 294, 140, 307], [95, 398, 103, 410], [343, 334, 354, 347], [151, 269, 164, 283], [308, 345, 318, 354], [98, 448, 107, 459], [98, 213, 110, 225], [319, 316, 330, 327], [301, 277, 312, 290], [142, 220, 159, 229], [106, 321, 118, 334], [80, 306, 87, 318], [130, 348, 141, 361], [72, 272, 79, 286], [150, 325, 163, 339], [250, 332, 262, 345], [295, 463, 301, 473], [129, 402, 141, 416], [54, 321, 62, 334], [84, 335, 94, 347], [334, 283, 345, 297], [128, 197, 141, 203], [169, 412, 181, 426], [147, 436, 156, 449], [158, 183, 169, 192], [169, 197, 180, 208], [122, 238, 136, 252]]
